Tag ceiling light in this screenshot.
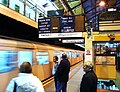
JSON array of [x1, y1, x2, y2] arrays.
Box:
[[99, 1, 106, 7]]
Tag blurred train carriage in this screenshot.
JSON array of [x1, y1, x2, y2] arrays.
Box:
[[0, 36, 84, 92]]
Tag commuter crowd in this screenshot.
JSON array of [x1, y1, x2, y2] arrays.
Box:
[[6, 53, 97, 92]]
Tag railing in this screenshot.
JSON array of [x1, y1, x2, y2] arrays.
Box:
[[0, 0, 46, 22]]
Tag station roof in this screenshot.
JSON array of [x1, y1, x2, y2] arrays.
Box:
[[54, 0, 120, 30]]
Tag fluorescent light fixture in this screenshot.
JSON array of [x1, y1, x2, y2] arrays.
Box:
[[75, 44, 85, 48], [62, 39, 84, 43], [108, 8, 117, 12]]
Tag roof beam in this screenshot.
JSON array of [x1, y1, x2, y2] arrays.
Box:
[[59, 0, 74, 15]]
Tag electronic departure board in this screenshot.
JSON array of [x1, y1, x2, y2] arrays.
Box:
[[38, 15, 84, 38], [38, 18, 51, 33], [60, 16, 75, 33]]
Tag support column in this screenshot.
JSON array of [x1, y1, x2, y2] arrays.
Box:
[[84, 35, 93, 62]]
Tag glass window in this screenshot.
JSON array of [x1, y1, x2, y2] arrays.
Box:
[[0, 0, 8, 6], [25, 4, 35, 20], [72, 52, 76, 58], [17, 51, 33, 67], [0, 50, 17, 73], [54, 52, 61, 61], [9, 0, 24, 15], [36, 52, 49, 64]]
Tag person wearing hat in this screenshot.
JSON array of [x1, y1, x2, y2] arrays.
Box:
[[55, 53, 70, 92], [80, 61, 98, 92]]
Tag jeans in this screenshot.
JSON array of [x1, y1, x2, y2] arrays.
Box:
[[54, 76, 57, 89], [56, 80, 67, 92]]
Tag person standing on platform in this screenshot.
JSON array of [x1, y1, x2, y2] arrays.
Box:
[[80, 61, 98, 92], [52, 56, 59, 89], [55, 53, 70, 92], [104, 46, 111, 55], [6, 62, 45, 92]]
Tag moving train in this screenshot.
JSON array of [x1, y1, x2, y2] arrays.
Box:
[[0, 36, 84, 92]]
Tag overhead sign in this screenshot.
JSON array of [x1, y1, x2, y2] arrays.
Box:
[[39, 32, 82, 38], [62, 39, 84, 43], [38, 18, 51, 33], [60, 16, 75, 33], [38, 15, 85, 38]]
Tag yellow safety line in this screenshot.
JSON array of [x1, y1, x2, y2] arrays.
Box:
[[43, 78, 54, 87], [43, 62, 82, 87]]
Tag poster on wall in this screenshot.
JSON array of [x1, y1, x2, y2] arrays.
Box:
[[85, 49, 92, 61]]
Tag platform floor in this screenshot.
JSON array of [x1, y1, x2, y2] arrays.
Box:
[[44, 63, 84, 92], [44, 63, 120, 92], [114, 70, 120, 90]]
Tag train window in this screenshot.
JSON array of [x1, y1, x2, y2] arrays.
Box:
[[76, 52, 81, 57], [65, 52, 69, 58], [54, 52, 61, 61], [17, 51, 33, 67], [72, 52, 76, 58], [0, 50, 17, 73], [36, 52, 49, 64], [68, 52, 72, 59]]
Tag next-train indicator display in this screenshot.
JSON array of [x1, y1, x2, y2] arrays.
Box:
[[38, 15, 84, 38], [38, 18, 51, 33], [60, 16, 75, 33]]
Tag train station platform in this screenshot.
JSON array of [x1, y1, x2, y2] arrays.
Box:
[[44, 62, 120, 92], [44, 62, 83, 92]]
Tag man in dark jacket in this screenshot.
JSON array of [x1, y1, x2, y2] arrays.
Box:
[[55, 53, 70, 92], [80, 61, 98, 92]]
